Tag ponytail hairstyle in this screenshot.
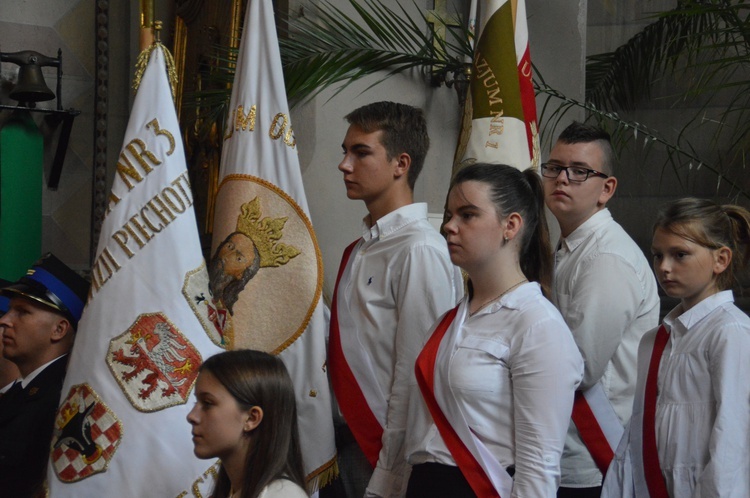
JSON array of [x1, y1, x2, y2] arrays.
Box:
[[202, 350, 306, 498], [654, 197, 750, 291], [450, 163, 553, 296]]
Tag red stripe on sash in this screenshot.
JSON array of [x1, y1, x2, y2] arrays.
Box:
[[415, 307, 501, 498], [643, 325, 670, 498], [571, 392, 615, 475], [328, 239, 383, 468]]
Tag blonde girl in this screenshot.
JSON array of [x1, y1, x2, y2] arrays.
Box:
[[605, 197, 750, 497]]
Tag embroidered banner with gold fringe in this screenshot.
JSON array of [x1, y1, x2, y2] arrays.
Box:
[[47, 45, 223, 497], [210, 0, 337, 491]]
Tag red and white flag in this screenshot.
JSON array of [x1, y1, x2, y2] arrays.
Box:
[[208, 0, 336, 490]]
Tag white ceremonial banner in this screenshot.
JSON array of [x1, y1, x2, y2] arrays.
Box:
[[47, 45, 223, 497], [209, 0, 336, 490]]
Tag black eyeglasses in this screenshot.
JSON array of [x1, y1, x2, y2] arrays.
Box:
[[540, 163, 609, 183]]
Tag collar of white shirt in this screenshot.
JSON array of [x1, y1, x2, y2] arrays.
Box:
[[19, 354, 68, 389], [361, 202, 429, 241], [559, 208, 613, 253], [0, 379, 18, 394], [662, 290, 734, 335]]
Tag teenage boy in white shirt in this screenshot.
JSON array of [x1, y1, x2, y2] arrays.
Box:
[[541, 122, 659, 498], [329, 101, 462, 498]]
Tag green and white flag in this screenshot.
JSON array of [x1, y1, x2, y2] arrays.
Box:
[[454, 0, 540, 172]]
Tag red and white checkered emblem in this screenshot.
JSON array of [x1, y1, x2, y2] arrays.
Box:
[[107, 312, 202, 412], [52, 383, 122, 482]]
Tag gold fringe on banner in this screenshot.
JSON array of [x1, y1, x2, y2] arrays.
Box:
[[132, 24, 178, 101], [305, 457, 339, 494]]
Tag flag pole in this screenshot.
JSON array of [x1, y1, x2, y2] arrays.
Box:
[[139, 0, 155, 51]]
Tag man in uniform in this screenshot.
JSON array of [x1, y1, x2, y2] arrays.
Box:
[[0, 279, 20, 397], [0, 254, 89, 497]]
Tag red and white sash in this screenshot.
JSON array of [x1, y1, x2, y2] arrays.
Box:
[[571, 381, 625, 475], [628, 325, 671, 498], [415, 301, 513, 497], [328, 239, 384, 468], [600, 421, 635, 498]]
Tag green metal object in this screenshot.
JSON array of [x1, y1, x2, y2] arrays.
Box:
[[0, 110, 42, 280]]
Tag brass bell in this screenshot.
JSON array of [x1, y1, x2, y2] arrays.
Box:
[[1, 50, 58, 103]]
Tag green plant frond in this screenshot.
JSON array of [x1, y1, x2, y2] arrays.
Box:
[[180, 0, 749, 202], [584, 0, 750, 194], [279, 0, 472, 104], [586, 0, 748, 111], [534, 77, 750, 202], [357, 1, 421, 52]]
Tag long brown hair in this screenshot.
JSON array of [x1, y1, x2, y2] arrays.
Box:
[[201, 350, 306, 498], [450, 163, 553, 296]]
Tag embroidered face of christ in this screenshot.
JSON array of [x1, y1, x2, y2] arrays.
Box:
[[208, 232, 261, 315]]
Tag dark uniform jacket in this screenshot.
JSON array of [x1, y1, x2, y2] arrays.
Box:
[[0, 355, 68, 498]]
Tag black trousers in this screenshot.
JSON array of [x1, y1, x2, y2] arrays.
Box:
[[320, 424, 371, 498], [557, 486, 603, 498], [406, 463, 476, 498]]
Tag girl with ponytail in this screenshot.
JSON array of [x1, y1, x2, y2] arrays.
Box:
[[405, 163, 583, 497], [604, 197, 750, 498]]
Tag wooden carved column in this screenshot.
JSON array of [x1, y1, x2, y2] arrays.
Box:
[[173, 0, 244, 254]]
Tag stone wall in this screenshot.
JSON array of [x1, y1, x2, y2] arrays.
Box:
[[0, 0, 131, 274]]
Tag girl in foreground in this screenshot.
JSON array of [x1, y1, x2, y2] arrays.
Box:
[[187, 350, 308, 498], [405, 164, 584, 497], [605, 198, 750, 497]]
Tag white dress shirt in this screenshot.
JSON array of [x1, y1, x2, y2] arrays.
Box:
[[406, 283, 584, 497], [649, 291, 750, 497], [336, 202, 463, 497], [0, 380, 16, 394], [18, 355, 67, 388], [257, 479, 308, 498], [552, 209, 659, 487]]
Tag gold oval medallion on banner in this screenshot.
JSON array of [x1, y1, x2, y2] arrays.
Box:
[[210, 174, 322, 353]]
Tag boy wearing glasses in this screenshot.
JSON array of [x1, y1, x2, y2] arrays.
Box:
[[542, 122, 659, 498]]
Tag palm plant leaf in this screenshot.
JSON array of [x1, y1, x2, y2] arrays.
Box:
[[587, 1, 750, 152], [279, 0, 472, 104], [586, 0, 749, 110], [181, 0, 749, 200], [535, 71, 750, 202]]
